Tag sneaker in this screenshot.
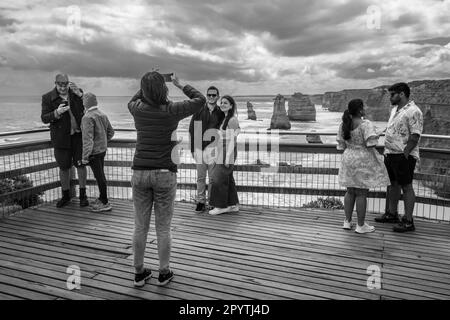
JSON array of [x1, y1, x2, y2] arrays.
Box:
[[195, 203, 205, 212], [209, 207, 230, 215], [157, 270, 174, 286], [228, 205, 239, 212], [355, 223, 375, 234], [89, 198, 102, 208], [342, 219, 353, 230], [56, 196, 71, 208], [393, 218, 415, 233], [374, 212, 400, 223], [91, 201, 112, 213], [134, 268, 152, 287], [79, 197, 89, 207]]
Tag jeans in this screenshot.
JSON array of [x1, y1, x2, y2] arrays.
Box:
[[209, 164, 239, 208], [131, 170, 177, 273], [196, 163, 214, 204], [88, 152, 108, 204]]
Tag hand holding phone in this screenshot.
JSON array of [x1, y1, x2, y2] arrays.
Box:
[[161, 73, 173, 82], [57, 103, 70, 115], [172, 74, 184, 89]]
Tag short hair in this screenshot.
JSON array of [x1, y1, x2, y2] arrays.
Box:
[[55, 74, 69, 82], [388, 82, 410, 98], [206, 86, 219, 96]]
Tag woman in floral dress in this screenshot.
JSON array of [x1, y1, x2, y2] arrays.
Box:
[[337, 99, 390, 234]]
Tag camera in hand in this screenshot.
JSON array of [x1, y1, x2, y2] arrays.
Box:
[[161, 73, 173, 82]]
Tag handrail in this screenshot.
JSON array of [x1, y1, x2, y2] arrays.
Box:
[[1, 136, 448, 220], [2, 137, 450, 162], [1, 128, 450, 141]]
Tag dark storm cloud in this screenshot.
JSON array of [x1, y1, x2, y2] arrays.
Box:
[[2, 0, 449, 87], [3, 37, 264, 82], [156, 0, 373, 56], [0, 14, 18, 27], [333, 61, 396, 80], [390, 13, 423, 29], [405, 37, 450, 46]]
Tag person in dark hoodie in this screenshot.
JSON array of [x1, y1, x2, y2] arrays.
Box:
[[189, 86, 224, 212], [127, 71, 205, 287]]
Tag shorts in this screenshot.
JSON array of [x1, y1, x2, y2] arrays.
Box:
[[384, 154, 417, 186], [54, 132, 83, 170]]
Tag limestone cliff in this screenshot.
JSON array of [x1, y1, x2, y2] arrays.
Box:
[[308, 94, 324, 105], [410, 79, 450, 198], [288, 92, 316, 121], [270, 94, 291, 130], [322, 89, 372, 112], [322, 79, 450, 122], [247, 101, 257, 120]]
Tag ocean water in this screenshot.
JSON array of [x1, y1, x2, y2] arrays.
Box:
[[0, 95, 388, 143]]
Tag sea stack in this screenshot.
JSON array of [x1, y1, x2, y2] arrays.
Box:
[[270, 94, 291, 130], [288, 92, 316, 121], [247, 101, 257, 120]]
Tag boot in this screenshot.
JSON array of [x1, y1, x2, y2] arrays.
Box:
[[79, 188, 89, 207], [56, 189, 71, 208]]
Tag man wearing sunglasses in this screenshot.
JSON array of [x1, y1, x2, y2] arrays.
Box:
[[189, 86, 224, 212], [41, 74, 89, 208]]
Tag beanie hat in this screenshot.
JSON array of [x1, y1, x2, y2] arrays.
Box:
[[83, 92, 98, 109]]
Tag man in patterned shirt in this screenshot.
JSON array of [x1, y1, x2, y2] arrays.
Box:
[[375, 82, 423, 232]]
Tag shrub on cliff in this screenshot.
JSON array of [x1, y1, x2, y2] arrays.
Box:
[[302, 197, 344, 209], [0, 175, 43, 209]]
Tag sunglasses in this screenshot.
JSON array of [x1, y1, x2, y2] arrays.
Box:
[[207, 94, 218, 97], [56, 82, 69, 87]]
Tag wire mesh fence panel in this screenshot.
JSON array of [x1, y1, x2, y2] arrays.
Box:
[[0, 142, 60, 218], [1, 134, 449, 222]]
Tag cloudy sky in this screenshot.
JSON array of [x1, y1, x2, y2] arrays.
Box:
[[0, 0, 449, 96]]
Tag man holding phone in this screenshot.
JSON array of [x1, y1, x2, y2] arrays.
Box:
[[41, 74, 89, 208]]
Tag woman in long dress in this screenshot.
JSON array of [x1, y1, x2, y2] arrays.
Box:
[[337, 99, 390, 234], [208, 95, 240, 215]]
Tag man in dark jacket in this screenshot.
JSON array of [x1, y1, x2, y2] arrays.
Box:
[[127, 72, 205, 288], [188, 86, 223, 212], [41, 74, 89, 208]]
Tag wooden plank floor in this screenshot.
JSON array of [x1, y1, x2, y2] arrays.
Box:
[[0, 199, 449, 300]]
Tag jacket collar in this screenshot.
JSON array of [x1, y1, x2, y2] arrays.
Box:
[[50, 87, 75, 101], [86, 106, 99, 112], [50, 87, 60, 101]]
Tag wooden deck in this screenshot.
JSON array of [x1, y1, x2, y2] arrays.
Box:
[[0, 199, 449, 300]]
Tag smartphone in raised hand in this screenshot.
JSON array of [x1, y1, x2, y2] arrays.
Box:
[[161, 73, 173, 82]]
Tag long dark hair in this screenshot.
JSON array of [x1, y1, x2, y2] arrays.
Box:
[[140, 71, 169, 105], [220, 95, 237, 130], [342, 99, 364, 140]]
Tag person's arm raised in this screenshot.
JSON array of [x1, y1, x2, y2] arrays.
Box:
[[159, 74, 206, 120]]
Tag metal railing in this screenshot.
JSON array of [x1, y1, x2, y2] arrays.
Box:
[[1, 130, 449, 221]]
